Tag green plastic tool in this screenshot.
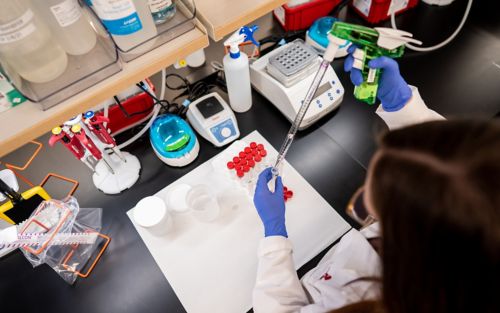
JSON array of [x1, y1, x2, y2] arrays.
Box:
[[329, 22, 418, 105]]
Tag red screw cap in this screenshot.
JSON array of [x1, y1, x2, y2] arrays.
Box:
[[227, 162, 235, 169]]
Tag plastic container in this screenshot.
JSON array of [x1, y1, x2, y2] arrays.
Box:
[[273, 0, 341, 31], [350, 0, 420, 24], [186, 185, 220, 223], [133, 196, 172, 236], [164, 183, 192, 213], [89, 0, 196, 62], [223, 27, 255, 113], [31, 0, 97, 55], [90, 0, 158, 54], [148, 0, 177, 24], [0, 0, 68, 84]]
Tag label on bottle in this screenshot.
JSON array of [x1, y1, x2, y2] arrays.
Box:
[[0, 10, 36, 44], [148, 0, 173, 13], [388, 0, 409, 15], [50, 0, 83, 28], [352, 0, 371, 17], [273, 6, 285, 25], [92, 0, 142, 35]]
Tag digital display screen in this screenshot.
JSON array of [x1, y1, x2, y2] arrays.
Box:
[[312, 83, 331, 100], [197, 96, 224, 119]]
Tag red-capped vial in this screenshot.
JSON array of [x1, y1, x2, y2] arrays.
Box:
[[250, 142, 257, 149], [284, 186, 288, 192], [248, 160, 255, 167], [251, 150, 258, 156], [237, 170, 244, 178], [243, 165, 250, 172], [227, 162, 235, 169], [239, 152, 246, 158], [244, 147, 252, 154], [239, 160, 247, 167], [260, 150, 267, 157], [254, 155, 262, 162], [257, 144, 264, 151], [245, 154, 252, 160], [233, 157, 240, 164], [286, 190, 293, 198]]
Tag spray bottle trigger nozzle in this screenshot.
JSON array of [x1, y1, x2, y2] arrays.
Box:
[[239, 25, 260, 47]]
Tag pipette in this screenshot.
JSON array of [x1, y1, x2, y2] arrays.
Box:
[[272, 34, 345, 177]]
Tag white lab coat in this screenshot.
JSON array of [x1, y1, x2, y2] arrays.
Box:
[[253, 86, 444, 313]]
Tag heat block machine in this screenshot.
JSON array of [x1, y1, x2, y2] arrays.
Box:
[[250, 39, 344, 130]]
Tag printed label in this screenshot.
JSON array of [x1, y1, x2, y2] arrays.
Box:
[[92, 0, 142, 35], [148, 0, 173, 13], [352, 0, 371, 17], [0, 23, 36, 44], [50, 0, 83, 28], [0, 10, 34, 35], [273, 6, 285, 26]]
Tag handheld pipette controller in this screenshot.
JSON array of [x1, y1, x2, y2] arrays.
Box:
[[272, 22, 421, 177], [329, 22, 422, 104]]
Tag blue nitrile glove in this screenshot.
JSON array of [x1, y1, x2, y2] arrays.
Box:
[[344, 46, 412, 112], [253, 167, 287, 238]]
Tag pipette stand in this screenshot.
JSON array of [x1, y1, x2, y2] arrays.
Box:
[[64, 115, 141, 194], [92, 151, 140, 194]]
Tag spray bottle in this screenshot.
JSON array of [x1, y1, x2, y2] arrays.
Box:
[[223, 25, 259, 113]]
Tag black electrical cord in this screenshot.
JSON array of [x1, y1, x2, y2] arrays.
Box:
[[164, 73, 218, 115], [135, 81, 187, 116], [113, 95, 156, 118]]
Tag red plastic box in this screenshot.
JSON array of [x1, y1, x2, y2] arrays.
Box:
[[273, 0, 342, 31], [350, 0, 419, 24]]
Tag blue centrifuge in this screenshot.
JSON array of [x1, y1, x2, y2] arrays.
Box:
[[149, 114, 200, 167]]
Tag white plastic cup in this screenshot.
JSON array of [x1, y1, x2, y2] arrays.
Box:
[[186, 185, 220, 223], [165, 183, 192, 213], [133, 196, 172, 236]]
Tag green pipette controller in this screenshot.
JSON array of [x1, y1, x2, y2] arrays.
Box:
[[329, 22, 421, 105]]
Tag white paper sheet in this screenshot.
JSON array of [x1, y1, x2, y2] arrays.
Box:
[[127, 130, 351, 313]]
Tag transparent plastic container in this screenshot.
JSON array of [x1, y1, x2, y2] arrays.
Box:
[[89, 0, 196, 62], [186, 185, 220, 223], [0, 0, 68, 84], [31, 0, 97, 56], [0, 4, 121, 110]]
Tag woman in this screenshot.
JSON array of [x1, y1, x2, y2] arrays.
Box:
[[252, 48, 500, 312]]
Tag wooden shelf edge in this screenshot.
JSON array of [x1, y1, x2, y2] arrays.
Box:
[[0, 26, 209, 158], [198, 0, 287, 41]]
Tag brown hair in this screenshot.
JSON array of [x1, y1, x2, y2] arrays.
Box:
[[333, 119, 500, 313]]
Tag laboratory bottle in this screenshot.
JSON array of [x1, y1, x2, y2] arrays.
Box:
[[90, 0, 157, 53], [148, 0, 176, 25], [31, 0, 97, 56], [223, 29, 253, 113], [0, 0, 68, 84]]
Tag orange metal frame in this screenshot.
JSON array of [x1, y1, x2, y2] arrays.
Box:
[[61, 232, 111, 278], [1, 140, 78, 198], [19, 201, 73, 255]]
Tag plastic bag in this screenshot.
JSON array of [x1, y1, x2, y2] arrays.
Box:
[[19, 197, 104, 284]]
